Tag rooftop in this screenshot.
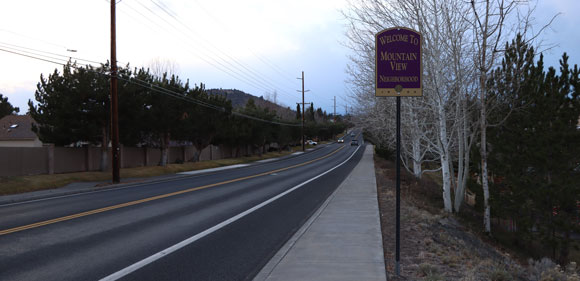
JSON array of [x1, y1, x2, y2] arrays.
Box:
[[0, 115, 38, 141]]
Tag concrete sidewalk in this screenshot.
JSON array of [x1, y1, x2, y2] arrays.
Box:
[[254, 145, 386, 281]]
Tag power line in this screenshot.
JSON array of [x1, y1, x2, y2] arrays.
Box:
[[0, 41, 102, 65], [187, 0, 298, 87], [123, 0, 298, 101], [116, 75, 302, 127], [0, 47, 81, 66], [1, 46, 300, 127], [121, 0, 290, 99], [147, 0, 297, 97]]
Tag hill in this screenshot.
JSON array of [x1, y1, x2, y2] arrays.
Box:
[[206, 88, 296, 121]]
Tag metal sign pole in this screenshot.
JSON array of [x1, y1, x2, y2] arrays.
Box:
[[395, 95, 401, 275], [375, 26, 422, 278]]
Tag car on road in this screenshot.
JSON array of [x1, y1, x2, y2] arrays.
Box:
[[337, 138, 344, 143], [351, 140, 358, 146], [305, 140, 317, 145], [350, 133, 355, 137]]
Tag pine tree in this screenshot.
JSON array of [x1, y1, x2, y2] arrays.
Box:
[[29, 62, 109, 146], [0, 94, 19, 119], [308, 102, 315, 122], [296, 104, 301, 120], [488, 36, 580, 263]]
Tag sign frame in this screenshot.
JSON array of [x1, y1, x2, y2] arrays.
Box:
[[375, 27, 422, 97]]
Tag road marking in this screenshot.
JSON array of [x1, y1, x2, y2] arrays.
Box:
[[256, 158, 279, 163], [0, 144, 333, 208], [99, 145, 361, 281], [0, 146, 345, 236], [177, 164, 250, 175]]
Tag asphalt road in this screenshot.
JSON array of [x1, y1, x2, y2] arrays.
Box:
[[0, 133, 364, 281]]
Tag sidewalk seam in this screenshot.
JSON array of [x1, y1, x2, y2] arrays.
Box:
[[256, 168, 347, 280]]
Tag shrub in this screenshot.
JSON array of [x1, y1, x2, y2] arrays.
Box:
[[375, 144, 394, 160]]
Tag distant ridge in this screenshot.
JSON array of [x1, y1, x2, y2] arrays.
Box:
[[206, 88, 295, 120]]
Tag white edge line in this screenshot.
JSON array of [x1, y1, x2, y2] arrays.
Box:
[[99, 145, 361, 281], [253, 160, 347, 281]]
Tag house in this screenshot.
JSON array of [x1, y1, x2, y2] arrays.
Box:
[[0, 114, 43, 147]]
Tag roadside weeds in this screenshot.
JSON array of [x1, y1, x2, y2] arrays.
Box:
[[374, 155, 580, 281]]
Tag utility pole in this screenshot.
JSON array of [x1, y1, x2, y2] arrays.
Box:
[[110, 0, 120, 183], [296, 71, 309, 152]]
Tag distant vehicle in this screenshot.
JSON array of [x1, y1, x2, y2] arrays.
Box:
[[350, 133, 355, 137], [305, 140, 317, 145], [337, 138, 344, 143], [351, 140, 358, 146]]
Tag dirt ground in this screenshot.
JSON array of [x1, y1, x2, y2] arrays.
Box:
[[373, 155, 579, 281]]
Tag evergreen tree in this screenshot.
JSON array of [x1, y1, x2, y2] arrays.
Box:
[[488, 35, 580, 263], [180, 84, 232, 161], [0, 94, 19, 119], [141, 71, 189, 166], [239, 99, 276, 156], [29, 62, 109, 146], [315, 107, 324, 122], [296, 104, 301, 120], [117, 66, 149, 147], [29, 61, 127, 170]]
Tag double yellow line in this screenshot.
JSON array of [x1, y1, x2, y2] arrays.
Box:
[[0, 145, 345, 236]]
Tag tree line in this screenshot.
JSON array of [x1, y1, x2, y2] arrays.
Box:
[[26, 61, 346, 169], [344, 0, 579, 264]]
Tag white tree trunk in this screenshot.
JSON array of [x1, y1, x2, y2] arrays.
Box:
[[482, 160, 491, 232], [454, 98, 470, 212], [412, 137, 422, 178], [438, 102, 453, 213], [481, 90, 491, 232], [441, 153, 453, 213]]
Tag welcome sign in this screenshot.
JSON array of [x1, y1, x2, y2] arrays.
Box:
[[375, 27, 422, 97]]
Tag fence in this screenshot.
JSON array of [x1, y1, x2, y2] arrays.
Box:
[[0, 143, 267, 177]]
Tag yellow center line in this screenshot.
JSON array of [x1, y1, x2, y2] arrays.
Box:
[[0, 145, 346, 236]]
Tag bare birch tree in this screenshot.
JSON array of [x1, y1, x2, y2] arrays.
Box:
[[344, 0, 474, 212], [468, 0, 535, 233], [344, 0, 554, 224], [148, 57, 180, 79]]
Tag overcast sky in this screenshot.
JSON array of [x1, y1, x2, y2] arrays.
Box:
[[1, 0, 579, 115]]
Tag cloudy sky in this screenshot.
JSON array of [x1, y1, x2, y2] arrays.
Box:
[[1, 0, 579, 115]]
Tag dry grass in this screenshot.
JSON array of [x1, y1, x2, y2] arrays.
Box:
[[373, 155, 580, 280], [0, 149, 296, 196]]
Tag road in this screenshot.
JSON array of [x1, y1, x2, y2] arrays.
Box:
[[0, 133, 365, 281]]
